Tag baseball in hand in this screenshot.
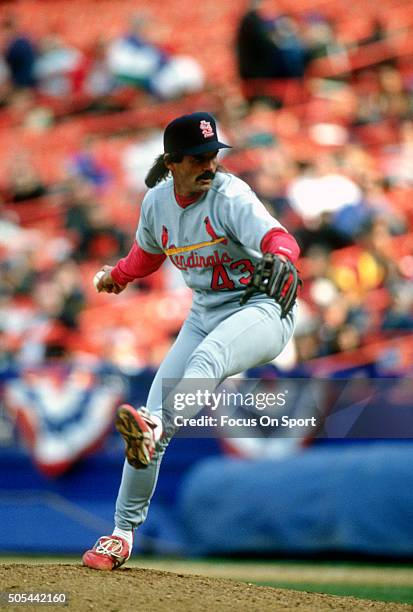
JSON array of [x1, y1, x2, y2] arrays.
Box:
[[93, 270, 106, 291]]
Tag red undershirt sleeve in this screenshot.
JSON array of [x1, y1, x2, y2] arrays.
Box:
[[111, 241, 166, 286], [260, 228, 300, 264]]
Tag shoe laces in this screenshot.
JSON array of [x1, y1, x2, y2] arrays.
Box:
[[140, 407, 156, 431], [95, 537, 127, 559]]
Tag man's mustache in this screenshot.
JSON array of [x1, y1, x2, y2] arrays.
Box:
[[196, 171, 215, 181]]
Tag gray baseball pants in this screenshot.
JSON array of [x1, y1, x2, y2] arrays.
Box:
[[115, 298, 295, 530]]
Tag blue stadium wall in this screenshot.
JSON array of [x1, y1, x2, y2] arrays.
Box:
[[1, 368, 413, 558]]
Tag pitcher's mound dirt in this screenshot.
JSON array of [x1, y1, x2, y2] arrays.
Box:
[[0, 564, 410, 611]]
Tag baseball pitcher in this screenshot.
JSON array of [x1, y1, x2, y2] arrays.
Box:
[[83, 112, 301, 570]]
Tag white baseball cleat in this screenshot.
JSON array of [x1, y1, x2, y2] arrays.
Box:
[[115, 404, 158, 468], [82, 535, 130, 571]]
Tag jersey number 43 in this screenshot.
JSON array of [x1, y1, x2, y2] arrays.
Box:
[[210, 259, 254, 291]]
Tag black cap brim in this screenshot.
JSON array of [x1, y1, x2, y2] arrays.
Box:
[[180, 141, 232, 155]]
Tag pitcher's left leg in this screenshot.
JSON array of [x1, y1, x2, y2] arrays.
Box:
[[161, 302, 295, 424], [188, 302, 294, 379]]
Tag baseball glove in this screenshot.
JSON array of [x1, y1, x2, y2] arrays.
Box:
[[239, 253, 302, 317]]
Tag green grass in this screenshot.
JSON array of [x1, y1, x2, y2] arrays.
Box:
[[253, 581, 413, 605]]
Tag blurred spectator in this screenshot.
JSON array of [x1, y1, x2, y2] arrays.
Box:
[[329, 171, 408, 242], [354, 65, 411, 125], [286, 158, 359, 253], [0, 203, 22, 244], [347, 176, 407, 237], [71, 38, 117, 100], [357, 217, 401, 287], [0, 329, 14, 372], [14, 262, 85, 366], [0, 88, 53, 131], [287, 156, 362, 226], [381, 285, 413, 331], [66, 137, 112, 193], [304, 15, 349, 64], [63, 180, 97, 239], [269, 14, 308, 79], [122, 129, 163, 193], [236, 0, 284, 80], [302, 246, 340, 308], [34, 35, 82, 97], [51, 258, 86, 329], [2, 15, 37, 89], [383, 120, 413, 186], [4, 152, 48, 202], [0, 55, 9, 103], [295, 332, 321, 362], [236, 3, 309, 107], [0, 248, 35, 297], [63, 180, 127, 261], [318, 296, 353, 355], [107, 13, 167, 91], [107, 13, 204, 100], [377, 65, 411, 119], [330, 323, 362, 353]]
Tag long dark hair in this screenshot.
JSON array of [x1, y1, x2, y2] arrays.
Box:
[[145, 153, 229, 189], [145, 153, 183, 188]]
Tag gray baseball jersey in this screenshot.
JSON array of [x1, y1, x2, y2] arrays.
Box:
[[137, 171, 285, 309]]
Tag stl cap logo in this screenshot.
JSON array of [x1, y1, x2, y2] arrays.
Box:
[[200, 120, 214, 139]]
